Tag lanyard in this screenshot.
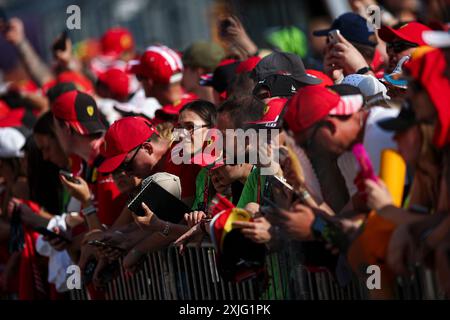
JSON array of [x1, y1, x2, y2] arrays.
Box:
[[200, 169, 212, 212]]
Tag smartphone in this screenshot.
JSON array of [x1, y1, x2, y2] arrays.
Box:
[[59, 169, 81, 184], [87, 240, 125, 252], [34, 226, 71, 243], [267, 175, 297, 210], [328, 29, 340, 45], [52, 30, 68, 53], [260, 196, 283, 217], [219, 18, 232, 37]]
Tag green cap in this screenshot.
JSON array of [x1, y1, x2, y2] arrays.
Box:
[[182, 41, 225, 72]]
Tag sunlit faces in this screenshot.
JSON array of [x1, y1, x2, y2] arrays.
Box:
[[118, 142, 155, 179], [386, 42, 416, 73], [177, 109, 210, 155]]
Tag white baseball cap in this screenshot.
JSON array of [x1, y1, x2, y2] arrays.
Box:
[[342, 74, 390, 106], [0, 127, 26, 158], [141, 172, 182, 200]]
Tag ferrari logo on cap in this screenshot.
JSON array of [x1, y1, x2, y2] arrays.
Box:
[[120, 35, 132, 49], [87, 106, 94, 117], [263, 104, 269, 115]]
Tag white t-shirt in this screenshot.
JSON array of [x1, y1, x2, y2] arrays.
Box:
[[337, 107, 400, 196]]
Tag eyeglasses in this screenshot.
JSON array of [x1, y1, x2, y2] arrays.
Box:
[[175, 123, 209, 136], [387, 41, 417, 54], [117, 143, 143, 173]]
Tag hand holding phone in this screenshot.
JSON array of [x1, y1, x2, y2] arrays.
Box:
[[328, 29, 341, 45], [59, 169, 81, 184], [52, 30, 68, 54], [218, 17, 233, 38]]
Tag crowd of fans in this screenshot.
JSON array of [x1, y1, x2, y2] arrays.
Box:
[[0, 0, 449, 300]]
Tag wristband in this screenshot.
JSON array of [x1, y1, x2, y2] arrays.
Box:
[[356, 66, 371, 75], [81, 205, 97, 217]]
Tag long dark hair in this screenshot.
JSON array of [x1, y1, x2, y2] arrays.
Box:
[[29, 112, 66, 215], [180, 100, 217, 128], [24, 136, 64, 215]]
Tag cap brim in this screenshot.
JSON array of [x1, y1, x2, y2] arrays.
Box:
[[98, 152, 128, 173], [329, 94, 364, 116], [312, 29, 332, 37], [68, 120, 106, 136], [379, 26, 408, 43], [292, 74, 323, 85], [378, 117, 416, 132], [244, 121, 281, 130]]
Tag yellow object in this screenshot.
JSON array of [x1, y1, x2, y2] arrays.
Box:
[[221, 208, 251, 248], [379, 149, 406, 207]]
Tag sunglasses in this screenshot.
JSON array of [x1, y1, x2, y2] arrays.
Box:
[[387, 41, 417, 54], [116, 143, 144, 173]]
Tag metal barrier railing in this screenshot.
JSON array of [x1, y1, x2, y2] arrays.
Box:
[[69, 242, 443, 300]]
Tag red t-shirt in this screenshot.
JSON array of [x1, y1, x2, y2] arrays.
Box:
[[152, 145, 201, 199], [70, 153, 126, 227]]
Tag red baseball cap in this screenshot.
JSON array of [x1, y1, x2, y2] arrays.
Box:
[[155, 94, 197, 118], [97, 68, 130, 100], [98, 116, 159, 173], [43, 71, 95, 96], [305, 69, 333, 87], [245, 98, 288, 129], [51, 90, 106, 135], [379, 22, 431, 45], [405, 47, 450, 148], [101, 27, 134, 57], [284, 85, 364, 134], [236, 56, 262, 74], [128, 45, 183, 84], [0, 108, 25, 128], [0, 100, 10, 118]]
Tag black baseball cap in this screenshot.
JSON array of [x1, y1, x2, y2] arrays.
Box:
[[378, 104, 418, 132], [51, 90, 106, 135], [313, 12, 377, 47], [46, 82, 77, 104], [252, 74, 299, 98], [250, 51, 322, 85], [200, 59, 239, 93]]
